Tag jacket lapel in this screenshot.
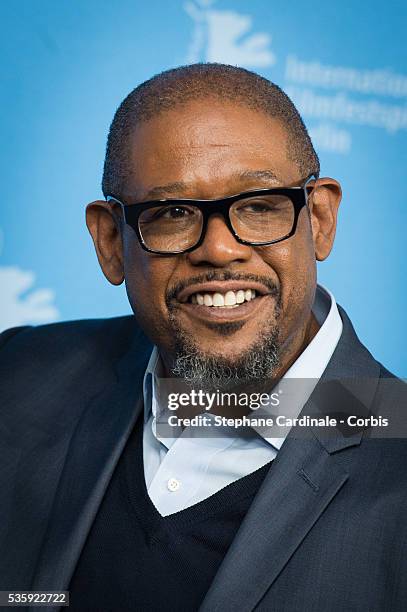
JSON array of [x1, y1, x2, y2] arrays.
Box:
[[200, 305, 380, 611], [29, 331, 152, 610], [199, 433, 349, 612]]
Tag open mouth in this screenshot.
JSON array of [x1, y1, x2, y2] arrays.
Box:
[[175, 281, 272, 322], [188, 289, 257, 308]]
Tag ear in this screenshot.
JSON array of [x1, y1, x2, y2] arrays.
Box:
[[308, 178, 342, 261], [86, 200, 124, 285]]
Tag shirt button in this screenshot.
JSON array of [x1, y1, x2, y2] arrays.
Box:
[[167, 478, 181, 492]]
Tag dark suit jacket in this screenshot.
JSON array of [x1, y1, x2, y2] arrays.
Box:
[[0, 306, 406, 612]]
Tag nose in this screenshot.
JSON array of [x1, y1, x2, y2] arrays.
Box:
[[187, 213, 252, 267]]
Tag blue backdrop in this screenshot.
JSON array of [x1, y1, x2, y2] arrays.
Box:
[[1, 0, 406, 375]]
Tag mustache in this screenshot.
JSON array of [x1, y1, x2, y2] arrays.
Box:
[[166, 270, 280, 305]]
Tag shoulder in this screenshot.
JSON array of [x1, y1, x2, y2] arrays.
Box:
[[373, 362, 406, 418], [335, 303, 401, 383], [0, 315, 141, 367], [0, 316, 149, 429]]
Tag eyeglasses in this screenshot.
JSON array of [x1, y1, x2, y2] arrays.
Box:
[[106, 174, 316, 255]]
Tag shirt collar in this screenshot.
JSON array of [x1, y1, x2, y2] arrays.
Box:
[[143, 346, 163, 424], [283, 284, 342, 380], [260, 284, 343, 450]]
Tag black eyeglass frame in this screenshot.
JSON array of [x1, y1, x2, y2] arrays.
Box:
[[106, 174, 317, 255]]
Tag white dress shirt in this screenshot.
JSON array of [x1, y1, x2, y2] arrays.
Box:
[[142, 284, 343, 516]]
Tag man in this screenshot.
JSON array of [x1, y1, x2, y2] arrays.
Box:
[[0, 63, 406, 612]]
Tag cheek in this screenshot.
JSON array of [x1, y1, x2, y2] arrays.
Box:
[[260, 211, 316, 319], [122, 232, 176, 325]]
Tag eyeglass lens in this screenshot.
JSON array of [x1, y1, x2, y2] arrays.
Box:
[[138, 194, 295, 252]]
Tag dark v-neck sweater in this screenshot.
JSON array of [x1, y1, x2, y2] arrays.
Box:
[[68, 413, 273, 611]]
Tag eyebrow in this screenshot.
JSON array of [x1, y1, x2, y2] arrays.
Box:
[[142, 169, 281, 200]]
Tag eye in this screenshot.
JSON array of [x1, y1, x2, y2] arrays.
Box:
[[241, 202, 273, 213], [149, 205, 196, 221], [166, 206, 192, 218], [235, 199, 279, 214]]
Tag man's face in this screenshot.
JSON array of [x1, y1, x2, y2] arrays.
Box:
[[88, 99, 341, 378]]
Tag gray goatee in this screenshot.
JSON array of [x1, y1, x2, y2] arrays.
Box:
[[166, 272, 282, 391]]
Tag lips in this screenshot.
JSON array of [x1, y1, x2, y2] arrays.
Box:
[[172, 278, 276, 324], [177, 292, 272, 322]]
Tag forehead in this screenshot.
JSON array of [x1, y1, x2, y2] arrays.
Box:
[[124, 99, 300, 200]]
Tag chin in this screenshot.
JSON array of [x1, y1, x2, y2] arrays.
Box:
[[194, 334, 257, 358], [170, 326, 280, 387]]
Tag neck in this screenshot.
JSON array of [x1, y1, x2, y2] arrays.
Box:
[[270, 310, 320, 381]]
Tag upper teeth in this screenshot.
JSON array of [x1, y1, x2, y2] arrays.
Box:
[[190, 289, 256, 307]]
